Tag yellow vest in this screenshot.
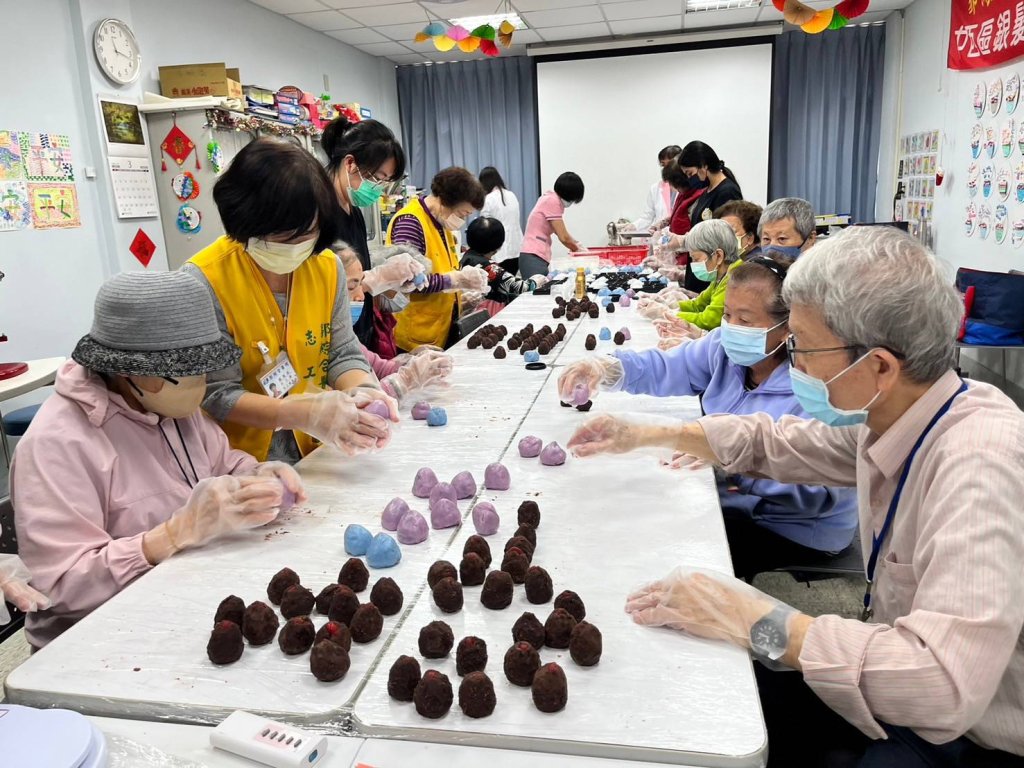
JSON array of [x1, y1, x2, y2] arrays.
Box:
[[387, 198, 461, 350], [189, 236, 337, 461]]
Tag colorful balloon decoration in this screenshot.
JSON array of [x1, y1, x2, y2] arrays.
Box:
[[772, 0, 869, 33], [415, 17, 517, 56]]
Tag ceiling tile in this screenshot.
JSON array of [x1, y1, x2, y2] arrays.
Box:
[[286, 9, 360, 30], [683, 7, 760, 27], [509, 28, 545, 44], [249, 0, 327, 13], [523, 5, 604, 27], [425, 0, 512, 15], [357, 41, 418, 55], [389, 52, 430, 65], [602, 0, 682, 21], [325, 27, 392, 44], [319, 0, 389, 8], [375, 21, 429, 40], [513, 0, 594, 11], [609, 15, 681, 35], [343, 2, 429, 25], [536, 21, 611, 41]]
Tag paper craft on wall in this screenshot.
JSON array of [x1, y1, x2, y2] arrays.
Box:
[[995, 204, 1009, 244], [0, 131, 24, 180], [28, 183, 80, 229], [989, 78, 1003, 117], [129, 228, 156, 267], [974, 82, 986, 118], [20, 133, 74, 182], [160, 117, 200, 172], [1014, 218, 1024, 247], [0, 181, 30, 232], [171, 171, 200, 201], [176, 204, 201, 234], [1007, 73, 1020, 115]]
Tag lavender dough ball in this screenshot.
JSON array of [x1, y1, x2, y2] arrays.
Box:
[[344, 524, 373, 556], [518, 436, 543, 458], [570, 383, 590, 407], [381, 498, 411, 531], [429, 482, 457, 511], [451, 471, 477, 500], [540, 442, 567, 466], [280, 485, 298, 510], [397, 510, 429, 544], [620, 295, 631, 308], [619, 327, 632, 340], [483, 463, 510, 490], [364, 401, 391, 421], [412, 467, 439, 498], [471, 502, 500, 536], [411, 401, 432, 420], [431, 498, 461, 529]]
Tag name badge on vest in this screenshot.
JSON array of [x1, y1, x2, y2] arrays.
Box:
[[701, 208, 712, 221], [256, 341, 298, 399]]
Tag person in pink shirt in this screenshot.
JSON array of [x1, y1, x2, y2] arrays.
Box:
[[568, 227, 1024, 766], [519, 172, 585, 280], [12, 271, 305, 649]]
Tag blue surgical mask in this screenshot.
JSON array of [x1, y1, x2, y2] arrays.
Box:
[[789, 351, 881, 427], [350, 301, 363, 326], [691, 258, 717, 282], [720, 319, 786, 367], [761, 243, 805, 262]]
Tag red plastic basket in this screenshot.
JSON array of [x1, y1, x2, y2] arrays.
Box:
[[571, 245, 648, 266]]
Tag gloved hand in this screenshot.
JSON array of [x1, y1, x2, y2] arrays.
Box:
[[370, 244, 431, 272], [165, 475, 285, 550], [637, 298, 676, 322], [0, 555, 50, 624], [382, 350, 454, 402], [445, 266, 489, 293], [362, 253, 426, 295], [661, 452, 709, 471], [530, 274, 550, 289], [625, 567, 798, 662], [658, 265, 688, 282], [391, 345, 444, 367], [567, 414, 656, 458], [657, 336, 687, 351], [279, 389, 392, 456], [654, 316, 703, 341], [251, 461, 307, 506], [656, 286, 692, 304], [557, 357, 625, 403], [667, 233, 685, 251], [462, 290, 484, 310]]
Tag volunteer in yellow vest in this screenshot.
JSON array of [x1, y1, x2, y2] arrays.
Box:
[[387, 167, 490, 351], [182, 138, 398, 464]]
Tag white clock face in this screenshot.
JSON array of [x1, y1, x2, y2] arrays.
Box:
[[94, 19, 141, 86]]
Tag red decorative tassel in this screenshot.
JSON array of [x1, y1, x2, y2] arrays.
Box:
[[161, 155, 167, 172], [772, 0, 785, 9], [195, 149, 201, 170]]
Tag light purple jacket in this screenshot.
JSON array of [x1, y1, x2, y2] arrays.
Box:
[[11, 361, 257, 649]]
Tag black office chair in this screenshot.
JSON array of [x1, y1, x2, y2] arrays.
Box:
[[456, 309, 490, 340], [0, 495, 25, 642], [770, 529, 864, 585]]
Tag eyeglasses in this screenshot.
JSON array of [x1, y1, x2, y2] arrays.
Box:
[[785, 335, 861, 368], [356, 166, 390, 185]]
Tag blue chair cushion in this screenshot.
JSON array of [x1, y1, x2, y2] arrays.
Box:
[[3, 404, 41, 437]]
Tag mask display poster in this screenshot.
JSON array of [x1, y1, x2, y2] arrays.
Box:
[[896, 130, 939, 249]]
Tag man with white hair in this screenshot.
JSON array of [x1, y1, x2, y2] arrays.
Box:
[[568, 226, 1024, 766], [759, 197, 817, 263]]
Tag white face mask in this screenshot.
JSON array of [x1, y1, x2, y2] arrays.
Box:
[[443, 214, 466, 231], [247, 237, 317, 275], [129, 376, 206, 419], [380, 292, 410, 312]]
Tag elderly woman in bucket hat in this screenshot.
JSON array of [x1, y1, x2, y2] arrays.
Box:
[[11, 271, 304, 650]]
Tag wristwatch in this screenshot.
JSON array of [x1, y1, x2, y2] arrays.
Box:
[[749, 605, 792, 662]]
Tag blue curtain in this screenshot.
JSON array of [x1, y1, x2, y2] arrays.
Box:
[[770, 25, 886, 223], [397, 57, 539, 227]]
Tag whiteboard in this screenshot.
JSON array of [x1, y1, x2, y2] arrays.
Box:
[[536, 44, 773, 255]]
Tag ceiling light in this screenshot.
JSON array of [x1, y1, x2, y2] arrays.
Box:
[[449, 12, 526, 30], [686, 0, 761, 11]]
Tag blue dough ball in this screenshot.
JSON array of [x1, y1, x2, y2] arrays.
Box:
[[413, 272, 428, 287], [524, 350, 540, 363], [366, 532, 402, 568], [598, 288, 611, 297], [612, 288, 625, 295], [344, 524, 373, 556], [599, 327, 612, 341], [427, 407, 448, 427]]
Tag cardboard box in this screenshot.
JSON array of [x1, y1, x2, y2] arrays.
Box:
[[159, 63, 242, 100]]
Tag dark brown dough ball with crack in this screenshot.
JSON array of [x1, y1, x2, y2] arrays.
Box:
[[517, 500, 541, 528], [242, 601, 279, 646], [569, 621, 603, 666], [504, 535, 534, 561], [278, 616, 316, 655], [207, 620, 244, 665], [531, 662, 568, 713], [310, 640, 351, 682], [524, 566, 553, 604], [459, 552, 487, 586], [267, 567, 300, 605], [427, 560, 458, 589], [432, 577, 464, 614], [512, 611, 546, 650], [315, 584, 340, 615], [467, 336, 481, 350], [414, 670, 454, 719], [500, 548, 530, 584], [369, 577, 404, 616], [327, 585, 360, 626], [584, 334, 597, 351], [613, 331, 625, 345], [463, 535, 492, 567], [214, 595, 245, 627], [544, 608, 578, 649], [388, 655, 421, 701], [280, 584, 315, 619], [554, 590, 586, 622], [418, 620, 454, 658], [459, 671, 496, 718], [349, 603, 383, 643], [480, 570, 514, 610], [513, 523, 537, 548], [576, 400, 594, 412], [338, 558, 369, 593], [503, 641, 541, 686], [606, 302, 615, 314], [456, 635, 488, 676], [314, 620, 352, 651], [494, 346, 507, 359]]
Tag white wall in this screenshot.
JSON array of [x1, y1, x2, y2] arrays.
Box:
[[536, 44, 772, 256], [0, 0, 399, 390]]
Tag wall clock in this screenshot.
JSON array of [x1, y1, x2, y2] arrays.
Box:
[[94, 18, 142, 86]]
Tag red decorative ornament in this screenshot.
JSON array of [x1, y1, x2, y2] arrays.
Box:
[[160, 118, 199, 172], [130, 228, 157, 267], [772, 0, 786, 8], [835, 0, 869, 17]]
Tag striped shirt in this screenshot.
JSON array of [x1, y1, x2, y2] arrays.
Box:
[[700, 369, 1024, 755]]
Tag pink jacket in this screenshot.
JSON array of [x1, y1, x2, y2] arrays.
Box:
[[362, 344, 401, 380], [11, 361, 257, 649]]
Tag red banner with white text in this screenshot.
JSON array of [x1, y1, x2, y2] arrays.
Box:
[[949, 0, 1024, 70]]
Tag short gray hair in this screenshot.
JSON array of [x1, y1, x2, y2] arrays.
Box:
[[759, 198, 816, 240], [783, 227, 962, 384], [684, 219, 739, 264]]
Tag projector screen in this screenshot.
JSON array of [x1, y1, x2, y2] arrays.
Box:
[[536, 43, 773, 257]]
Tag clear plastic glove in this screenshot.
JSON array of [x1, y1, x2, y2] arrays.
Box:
[[656, 286, 692, 304], [251, 461, 308, 505], [658, 265, 688, 282], [557, 357, 625, 403], [362, 253, 426, 295], [165, 475, 285, 550], [462, 290, 484, 310], [657, 335, 687, 351], [370, 244, 431, 272], [445, 266, 489, 293], [391, 345, 444, 367], [667, 233, 685, 251], [0, 554, 50, 623], [382, 350, 454, 402], [530, 274, 550, 289], [637, 298, 676, 322], [567, 414, 655, 458], [661, 451, 709, 471], [625, 567, 796, 659], [654, 316, 703, 341], [280, 389, 392, 456]]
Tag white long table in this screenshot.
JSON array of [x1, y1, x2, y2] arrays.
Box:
[[6, 294, 765, 766]]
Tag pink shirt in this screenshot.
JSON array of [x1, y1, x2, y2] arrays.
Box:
[[522, 190, 565, 263], [700, 370, 1024, 754], [11, 361, 257, 649]]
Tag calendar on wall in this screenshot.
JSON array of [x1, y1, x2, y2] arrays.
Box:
[[108, 156, 158, 219]]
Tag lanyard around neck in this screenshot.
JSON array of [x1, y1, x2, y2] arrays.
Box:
[[861, 379, 968, 621]]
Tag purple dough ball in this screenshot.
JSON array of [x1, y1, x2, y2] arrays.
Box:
[[451, 471, 477, 500], [364, 401, 391, 421], [411, 401, 432, 420], [280, 485, 298, 510], [619, 327, 632, 340], [412, 467, 439, 498], [483, 463, 510, 491], [397, 510, 429, 545], [471, 502, 500, 536], [431, 498, 461, 529], [540, 442, 567, 466], [570, 383, 590, 407], [518, 436, 543, 458], [429, 482, 457, 511], [382, 498, 411, 531]]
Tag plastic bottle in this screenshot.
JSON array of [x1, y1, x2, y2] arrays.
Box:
[[574, 267, 586, 300]]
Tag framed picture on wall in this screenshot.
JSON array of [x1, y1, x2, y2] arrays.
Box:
[[97, 96, 148, 159]]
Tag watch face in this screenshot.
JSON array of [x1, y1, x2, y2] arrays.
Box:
[[94, 19, 142, 86], [751, 620, 786, 654]]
